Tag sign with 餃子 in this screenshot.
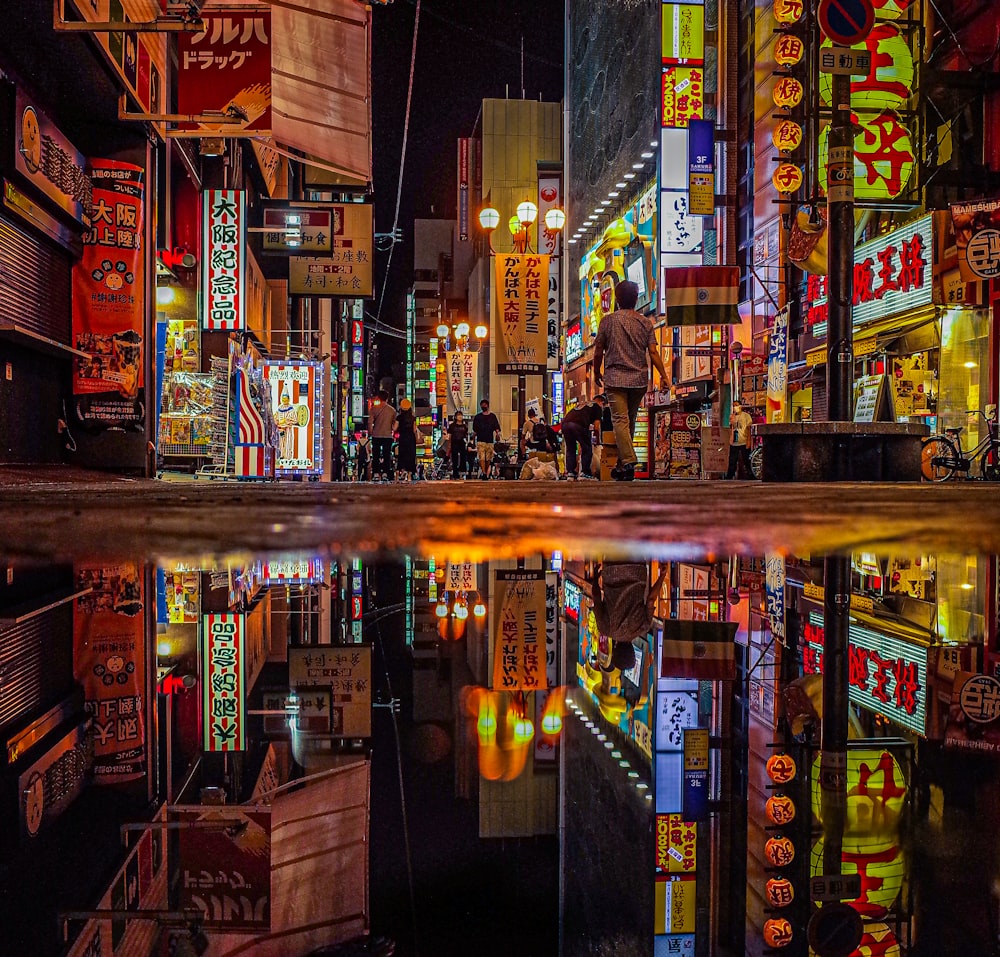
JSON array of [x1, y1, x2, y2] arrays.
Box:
[[492, 569, 547, 691], [289, 203, 373, 297], [202, 189, 246, 330], [494, 253, 550, 375]]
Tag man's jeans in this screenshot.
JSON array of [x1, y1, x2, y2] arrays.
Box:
[[606, 387, 646, 466], [562, 422, 594, 476]]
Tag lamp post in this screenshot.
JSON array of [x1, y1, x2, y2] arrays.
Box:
[[478, 201, 565, 441]]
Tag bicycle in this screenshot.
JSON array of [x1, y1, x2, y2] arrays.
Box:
[[921, 406, 1000, 482]]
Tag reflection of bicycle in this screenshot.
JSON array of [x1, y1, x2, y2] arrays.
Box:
[[921, 407, 1000, 482], [749, 443, 763, 480]]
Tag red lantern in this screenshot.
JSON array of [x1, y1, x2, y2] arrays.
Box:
[[773, 0, 804, 23], [766, 794, 797, 826], [772, 77, 804, 109], [772, 163, 803, 194], [763, 917, 794, 948], [765, 836, 796, 867], [766, 752, 797, 784], [774, 34, 804, 66], [765, 877, 795, 908], [772, 120, 803, 153]]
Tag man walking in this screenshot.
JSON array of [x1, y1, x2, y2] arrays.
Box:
[[561, 394, 606, 479], [472, 398, 502, 478], [726, 399, 754, 479], [369, 390, 397, 481], [593, 280, 668, 481]]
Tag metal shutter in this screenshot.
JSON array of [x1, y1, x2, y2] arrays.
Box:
[[0, 214, 72, 345]]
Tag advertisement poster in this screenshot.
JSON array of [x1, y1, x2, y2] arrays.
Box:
[[951, 199, 1000, 281], [656, 814, 697, 874], [766, 307, 789, 424], [654, 410, 672, 479], [288, 203, 374, 297], [446, 350, 479, 416], [73, 563, 146, 782], [71, 160, 145, 430], [178, 11, 271, 132], [494, 253, 550, 374], [263, 361, 322, 474], [492, 569, 547, 691], [177, 809, 271, 930], [669, 412, 702, 479]]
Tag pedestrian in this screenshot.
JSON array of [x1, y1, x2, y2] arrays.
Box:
[[447, 410, 470, 479], [472, 398, 502, 478], [593, 279, 668, 481], [562, 394, 607, 479], [355, 432, 370, 482], [726, 399, 754, 479], [521, 408, 548, 457], [332, 439, 347, 481], [369, 390, 397, 481], [395, 398, 418, 481]]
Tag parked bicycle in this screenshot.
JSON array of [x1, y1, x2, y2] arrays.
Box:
[[921, 406, 1000, 481]]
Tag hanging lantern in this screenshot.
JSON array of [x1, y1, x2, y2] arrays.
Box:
[[811, 749, 906, 837], [871, 0, 915, 20], [818, 111, 915, 200], [818, 25, 915, 112], [855, 922, 902, 957], [766, 752, 797, 784], [772, 77, 804, 110], [772, 119, 803, 153], [773, 0, 804, 24], [772, 164, 803, 194], [766, 794, 797, 826], [765, 877, 795, 909], [763, 918, 794, 948], [764, 836, 796, 867], [810, 836, 905, 917], [774, 34, 804, 66]]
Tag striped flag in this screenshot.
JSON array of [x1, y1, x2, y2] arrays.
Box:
[[660, 621, 737, 681], [663, 266, 739, 326]]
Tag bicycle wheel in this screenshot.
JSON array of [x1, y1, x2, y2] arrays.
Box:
[[921, 435, 960, 482], [980, 446, 1000, 481], [749, 445, 763, 480]]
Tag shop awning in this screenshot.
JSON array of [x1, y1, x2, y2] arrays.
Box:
[[268, 0, 372, 187]]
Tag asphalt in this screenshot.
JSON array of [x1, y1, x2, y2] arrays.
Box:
[[1, 465, 999, 562]]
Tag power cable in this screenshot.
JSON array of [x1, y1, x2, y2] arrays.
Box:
[[375, 0, 422, 332]]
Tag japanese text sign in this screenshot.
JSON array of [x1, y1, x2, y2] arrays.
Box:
[[494, 253, 550, 374], [662, 67, 705, 128], [178, 12, 271, 132], [661, 4, 705, 65], [263, 207, 333, 253], [203, 614, 246, 751], [951, 199, 1000, 282], [263, 361, 323, 474], [202, 189, 246, 330], [688, 118, 715, 217], [289, 203, 373, 297], [289, 646, 372, 738], [446, 350, 479, 416], [492, 570, 548, 692], [656, 814, 698, 874]]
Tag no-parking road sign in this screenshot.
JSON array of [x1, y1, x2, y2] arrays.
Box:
[[818, 0, 875, 46]]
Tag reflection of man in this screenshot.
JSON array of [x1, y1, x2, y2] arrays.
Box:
[[589, 561, 668, 667], [275, 384, 298, 461]]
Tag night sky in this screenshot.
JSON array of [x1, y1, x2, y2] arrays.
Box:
[[370, 0, 565, 375]]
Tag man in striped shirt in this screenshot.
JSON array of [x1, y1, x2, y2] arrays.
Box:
[[593, 280, 668, 481]]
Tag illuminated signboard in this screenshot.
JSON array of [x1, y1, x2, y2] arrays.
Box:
[[263, 360, 323, 474], [566, 318, 584, 363], [804, 612, 928, 734], [202, 613, 246, 751], [563, 579, 582, 622], [661, 67, 705, 128], [263, 557, 325, 585], [202, 190, 246, 330], [661, 4, 705, 65], [288, 203, 374, 297]]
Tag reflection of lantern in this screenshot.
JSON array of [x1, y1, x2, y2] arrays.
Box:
[[818, 112, 915, 200], [773, 77, 804, 109], [766, 753, 797, 784], [855, 921, 901, 957], [819, 25, 915, 111], [773, 0, 804, 23], [765, 836, 796, 867], [810, 837, 905, 916], [811, 749, 906, 837], [772, 120, 803, 153], [766, 794, 797, 826], [774, 34, 804, 66], [763, 917, 794, 948], [765, 877, 795, 908], [773, 164, 803, 194]]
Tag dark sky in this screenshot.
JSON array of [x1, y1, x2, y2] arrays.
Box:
[[370, 0, 565, 374]]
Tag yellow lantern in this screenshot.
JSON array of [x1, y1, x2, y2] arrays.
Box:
[[772, 163, 803, 194], [872, 0, 914, 20], [763, 918, 794, 948], [765, 877, 795, 909], [772, 119, 803, 153], [764, 836, 796, 867], [766, 794, 797, 826], [774, 34, 804, 66], [811, 749, 906, 837], [772, 77, 804, 110], [810, 836, 905, 917], [819, 25, 915, 112], [773, 0, 804, 23], [855, 922, 901, 957], [818, 111, 915, 200], [766, 752, 797, 784]]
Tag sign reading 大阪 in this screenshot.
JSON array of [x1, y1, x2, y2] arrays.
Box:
[[202, 613, 246, 751], [493, 253, 550, 374], [492, 569, 547, 691], [289, 203, 373, 297], [202, 189, 246, 330]]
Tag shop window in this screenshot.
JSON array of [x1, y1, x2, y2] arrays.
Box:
[[938, 307, 990, 437]]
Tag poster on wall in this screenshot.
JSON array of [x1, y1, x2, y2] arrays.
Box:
[[73, 563, 146, 782], [492, 569, 547, 691], [494, 254, 550, 374], [263, 360, 322, 474], [669, 412, 702, 479], [71, 160, 145, 431]]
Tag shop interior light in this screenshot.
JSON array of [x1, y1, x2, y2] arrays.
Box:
[[964, 361, 977, 369], [544, 207, 566, 231], [961, 582, 975, 590], [632, 162, 644, 169], [616, 181, 627, 188], [640, 150, 654, 158], [627, 771, 640, 779], [600, 200, 611, 206], [156, 285, 176, 306], [593, 207, 603, 214], [157, 640, 172, 657], [567, 238, 578, 244], [604, 741, 614, 749], [636, 782, 649, 790], [650, 140, 658, 147], [608, 191, 620, 197], [479, 207, 500, 231], [611, 750, 622, 758], [516, 200, 538, 225]]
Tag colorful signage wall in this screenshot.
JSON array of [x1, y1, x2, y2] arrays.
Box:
[[72, 159, 145, 431], [202, 189, 246, 330], [263, 360, 323, 474], [494, 254, 550, 374], [202, 613, 246, 751]]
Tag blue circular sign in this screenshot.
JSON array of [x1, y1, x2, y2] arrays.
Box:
[[818, 0, 875, 46]]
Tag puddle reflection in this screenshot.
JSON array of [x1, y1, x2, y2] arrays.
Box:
[[1, 546, 996, 957]]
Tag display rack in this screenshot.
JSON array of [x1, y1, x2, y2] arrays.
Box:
[[198, 354, 234, 478]]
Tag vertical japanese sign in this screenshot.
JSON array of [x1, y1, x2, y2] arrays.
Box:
[[538, 173, 563, 370], [446, 350, 478, 415], [178, 12, 272, 132], [766, 307, 789, 423], [688, 118, 715, 217], [202, 189, 246, 330], [288, 204, 374, 297], [73, 563, 146, 782], [457, 138, 471, 242], [545, 572, 559, 689], [202, 613, 246, 752], [263, 360, 322, 474], [72, 160, 145, 430], [764, 553, 786, 643], [951, 200, 1000, 282], [492, 569, 547, 691], [445, 561, 477, 591], [494, 253, 550, 374]]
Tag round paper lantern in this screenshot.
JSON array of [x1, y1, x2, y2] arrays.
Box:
[[773, 0, 804, 23], [819, 25, 915, 112], [774, 34, 804, 66], [856, 921, 901, 957], [766, 753, 797, 784], [872, 0, 915, 20], [765, 836, 796, 867], [763, 917, 794, 948], [818, 112, 915, 200], [766, 794, 797, 826], [810, 836, 905, 916], [772, 77, 804, 110], [765, 877, 795, 908], [772, 119, 803, 153], [773, 164, 803, 194], [811, 749, 906, 837]]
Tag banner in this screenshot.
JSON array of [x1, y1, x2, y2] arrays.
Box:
[[263, 360, 322, 474], [446, 350, 478, 415], [951, 199, 1000, 282], [538, 174, 563, 370], [492, 569, 547, 691], [458, 138, 470, 242], [72, 160, 145, 431], [73, 563, 146, 782], [178, 11, 272, 132], [202, 613, 246, 752], [663, 266, 739, 325], [494, 253, 550, 374], [203, 189, 246, 330], [766, 307, 789, 423]]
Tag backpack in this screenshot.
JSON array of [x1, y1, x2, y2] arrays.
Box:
[[531, 420, 548, 445]]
